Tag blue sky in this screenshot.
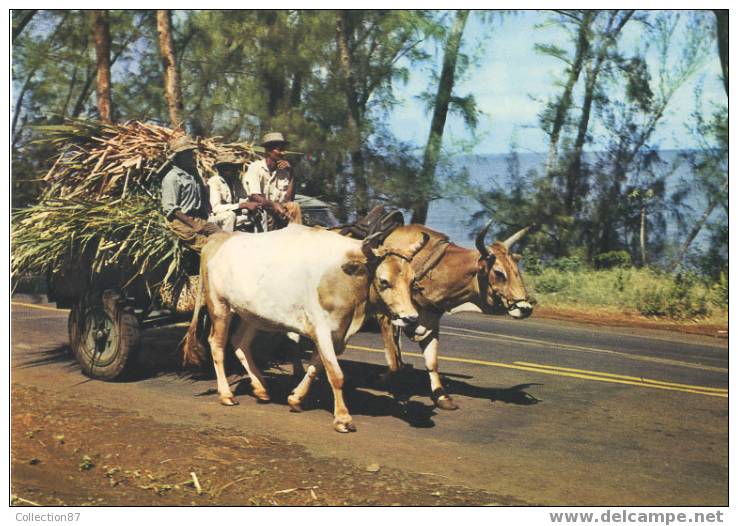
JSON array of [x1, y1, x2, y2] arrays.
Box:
[[387, 10, 726, 155]]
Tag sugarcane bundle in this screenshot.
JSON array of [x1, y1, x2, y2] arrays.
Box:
[[38, 119, 262, 199], [13, 119, 263, 304], [11, 194, 183, 286]]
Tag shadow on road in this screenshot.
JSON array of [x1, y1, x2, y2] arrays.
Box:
[[16, 326, 542, 428], [14, 344, 80, 373]]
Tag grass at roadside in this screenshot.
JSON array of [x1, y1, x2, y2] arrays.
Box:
[[525, 266, 728, 325]]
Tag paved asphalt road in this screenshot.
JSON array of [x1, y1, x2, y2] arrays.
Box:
[[10, 294, 728, 506]]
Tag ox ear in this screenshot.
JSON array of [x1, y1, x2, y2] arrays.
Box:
[[410, 232, 430, 257], [342, 261, 367, 276], [401, 232, 429, 259], [512, 253, 522, 263]]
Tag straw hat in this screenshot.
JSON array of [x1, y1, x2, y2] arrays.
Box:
[[260, 131, 288, 148], [214, 152, 243, 167], [168, 135, 198, 155]]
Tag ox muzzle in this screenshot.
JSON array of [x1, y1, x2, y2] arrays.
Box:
[[392, 314, 432, 340], [507, 300, 533, 319]]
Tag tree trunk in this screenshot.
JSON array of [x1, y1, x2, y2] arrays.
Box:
[[565, 10, 633, 216], [260, 12, 287, 120], [545, 10, 595, 175], [157, 10, 184, 130], [60, 66, 79, 117], [639, 204, 647, 266], [91, 10, 113, 123], [336, 10, 369, 216], [411, 9, 470, 225], [12, 70, 35, 139], [290, 70, 303, 108], [669, 178, 728, 272], [71, 19, 137, 119], [71, 68, 96, 118], [713, 10, 728, 97], [12, 9, 37, 41]]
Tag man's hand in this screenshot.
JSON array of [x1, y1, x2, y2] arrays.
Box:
[[239, 201, 261, 211], [196, 222, 221, 235], [276, 159, 291, 171], [272, 202, 287, 217]]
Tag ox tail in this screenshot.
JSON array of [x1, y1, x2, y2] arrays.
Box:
[[180, 273, 209, 368]]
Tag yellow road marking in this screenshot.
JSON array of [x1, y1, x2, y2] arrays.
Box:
[[11, 301, 69, 314], [514, 361, 728, 393], [439, 328, 728, 374], [345, 344, 728, 398], [13, 301, 725, 397]]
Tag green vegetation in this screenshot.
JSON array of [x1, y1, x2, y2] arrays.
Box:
[[472, 10, 727, 291], [525, 261, 727, 322], [11, 10, 727, 309]]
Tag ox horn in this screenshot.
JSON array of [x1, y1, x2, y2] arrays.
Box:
[[475, 220, 493, 259], [406, 232, 430, 259], [502, 224, 534, 250], [361, 231, 383, 261]]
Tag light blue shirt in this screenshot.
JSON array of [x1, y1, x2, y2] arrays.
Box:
[[161, 166, 208, 220]]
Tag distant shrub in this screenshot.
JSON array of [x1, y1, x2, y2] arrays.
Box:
[[548, 256, 586, 272], [594, 250, 632, 269], [613, 268, 628, 293], [521, 253, 543, 275], [526, 265, 724, 322], [636, 287, 670, 317], [532, 270, 572, 294], [710, 271, 728, 308], [636, 272, 710, 319]]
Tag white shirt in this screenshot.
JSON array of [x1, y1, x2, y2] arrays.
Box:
[[243, 158, 292, 203], [208, 173, 248, 214]]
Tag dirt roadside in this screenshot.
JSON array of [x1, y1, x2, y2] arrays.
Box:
[[533, 306, 728, 339], [10, 383, 523, 507]]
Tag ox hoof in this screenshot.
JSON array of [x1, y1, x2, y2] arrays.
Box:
[[435, 396, 458, 411], [254, 392, 271, 404], [220, 397, 239, 407], [334, 420, 357, 433], [287, 397, 303, 413]]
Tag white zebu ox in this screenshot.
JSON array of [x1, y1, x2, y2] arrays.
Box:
[[182, 224, 428, 432]]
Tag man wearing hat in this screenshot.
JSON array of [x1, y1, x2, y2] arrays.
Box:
[[161, 135, 222, 253], [208, 152, 263, 232], [242, 131, 302, 229]]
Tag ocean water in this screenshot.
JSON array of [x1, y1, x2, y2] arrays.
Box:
[[423, 150, 717, 250]]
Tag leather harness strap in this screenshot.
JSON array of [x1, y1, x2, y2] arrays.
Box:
[[413, 235, 450, 281], [408, 235, 451, 314]]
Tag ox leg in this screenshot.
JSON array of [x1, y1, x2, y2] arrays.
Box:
[[231, 321, 270, 403], [420, 331, 458, 410], [208, 307, 237, 406], [287, 352, 323, 413], [286, 331, 306, 378], [379, 314, 403, 373], [315, 328, 355, 433]]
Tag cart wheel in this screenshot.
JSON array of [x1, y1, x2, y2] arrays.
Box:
[[70, 291, 140, 380]]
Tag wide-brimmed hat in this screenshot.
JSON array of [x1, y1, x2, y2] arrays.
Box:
[[168, 135, 198, 155], [214, 152, 243, 167], [261, 131, 288, 148]]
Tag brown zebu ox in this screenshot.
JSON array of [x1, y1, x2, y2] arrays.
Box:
[[378, 221, 533, 409], [289, 221, 532, 411]]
